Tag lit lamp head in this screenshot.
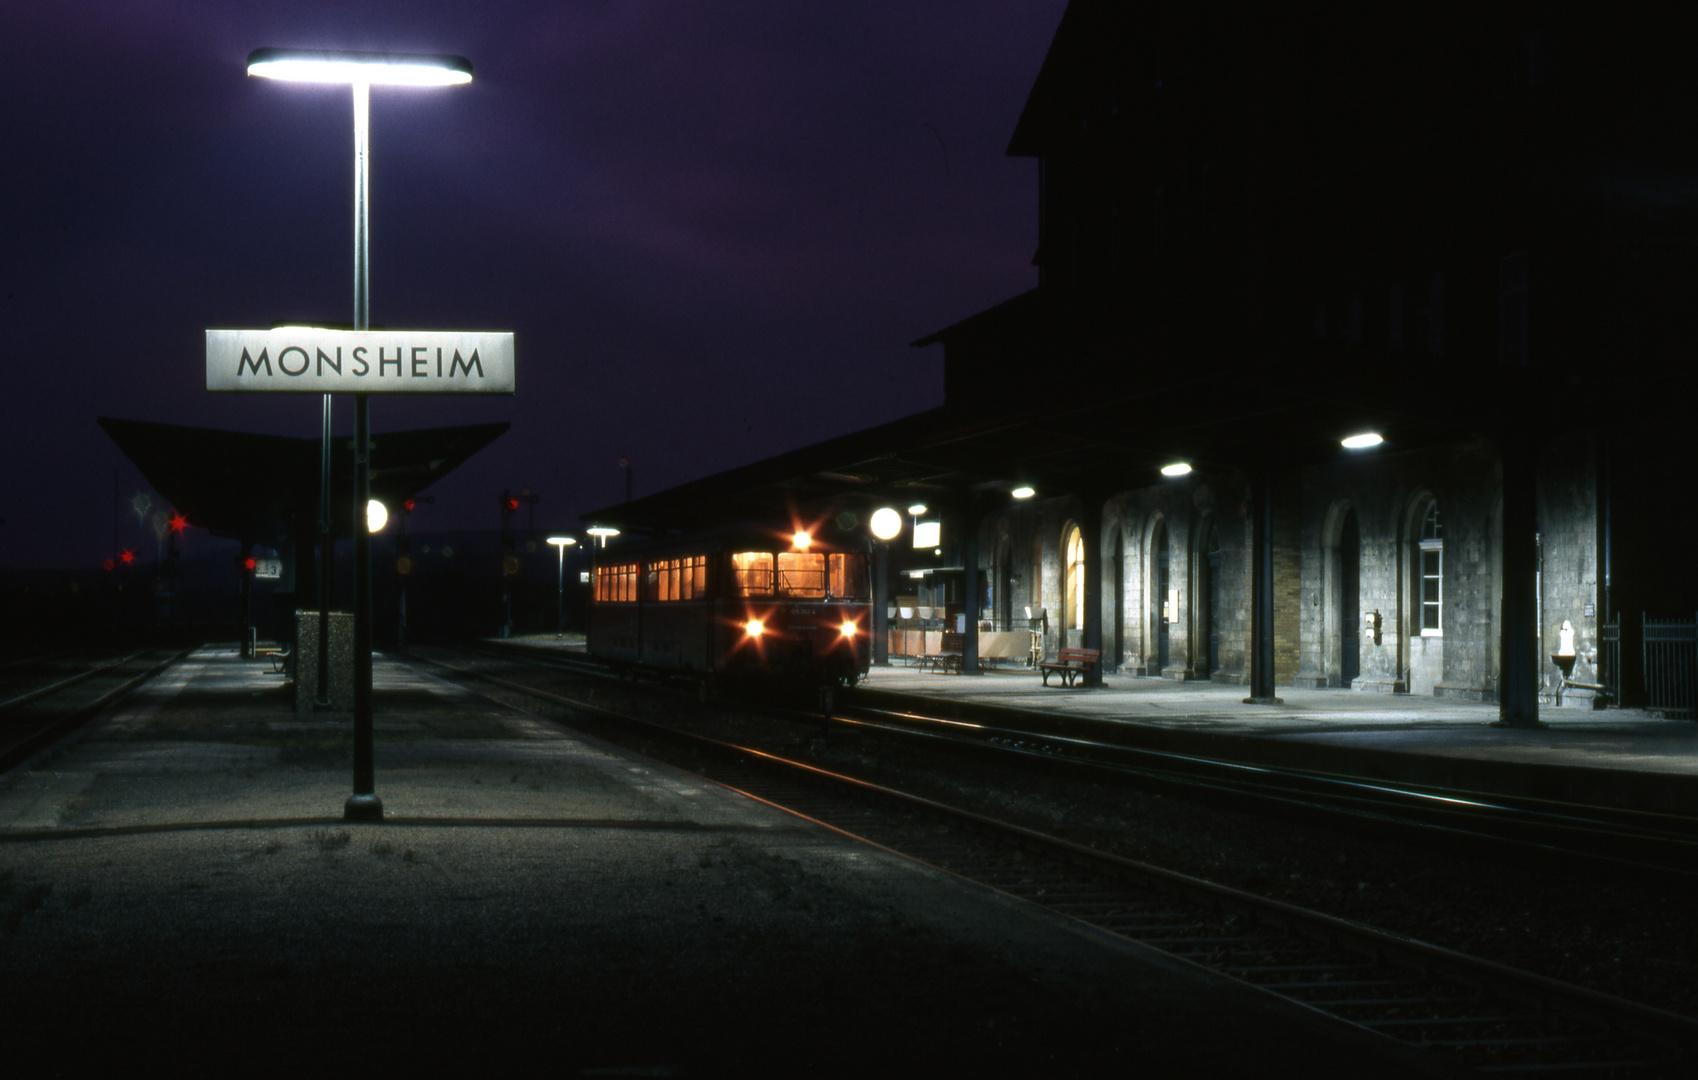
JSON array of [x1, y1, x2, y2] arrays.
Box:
[[365, 499, 388, 533], [1160, 462, 1192, 477], [247, 48, 473, 86], [792, 531, 812, 550], [870, 507, 902, 541], [1341, 432, 1384, 450], [546, 536, 576, 550], [585, 526, 621, 548], [1011, 486, 1036, 500]]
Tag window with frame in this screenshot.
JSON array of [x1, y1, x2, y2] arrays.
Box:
[[594, 562, 640, 603], [648, 555, 707, 602], [828, 552, 868, 600], [1064, 525, 1085, 631], [730, 552, 774, 596], [777, 552, 827, 598], [1419, 505, 1443, 635]]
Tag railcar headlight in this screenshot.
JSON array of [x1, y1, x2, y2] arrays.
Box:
[[744, 618, 764, 638], [839, 620, 857, 638]]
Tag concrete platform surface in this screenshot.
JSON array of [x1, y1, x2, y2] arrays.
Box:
[[0, 647, 1458, 1078], [853, 665, 1698, 813]]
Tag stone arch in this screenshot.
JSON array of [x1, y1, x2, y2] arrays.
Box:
[[1189, 510, 1221, 678], [1061, 519, 1085, 647]]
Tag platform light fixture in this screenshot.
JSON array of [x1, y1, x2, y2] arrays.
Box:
[[907, 503, 928, 516], [1161, 462, 1193, 477], [1341, 432, 1385, 450], [547, 536, 576, 639], [870, 507, 902, 540], [365, 499, 388, 532], [247, 48, 472, 86], [247, 44, 473, 824], [792, 530, 812, 550], [1011, 486, 1036, 499], [585, 525, 621, 548]]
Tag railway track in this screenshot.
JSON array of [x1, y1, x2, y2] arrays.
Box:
[[407, 643, 1698, 1077], [0, 646, 193, 774], [443, 640, 1698, 883]]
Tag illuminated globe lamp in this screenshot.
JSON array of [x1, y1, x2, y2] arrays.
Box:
[[366, 499, 388, 533], [870, 507, 902, 541]]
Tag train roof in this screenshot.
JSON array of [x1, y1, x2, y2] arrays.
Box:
[[589, 520, 869, 562]]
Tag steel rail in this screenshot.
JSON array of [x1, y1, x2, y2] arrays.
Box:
[[409, 646, 1697, 1078], [0, 648, 194, 775], [0, 648, 156, 714], [455, 639, 1698, 880]]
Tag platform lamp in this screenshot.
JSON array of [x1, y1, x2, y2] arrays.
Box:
[[247, 47, 472, 823], [547, 536, 576, 638]]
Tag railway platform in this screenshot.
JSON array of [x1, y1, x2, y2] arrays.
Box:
[[855, 664, 1698, 814], [0, 645, 1458, 1077]]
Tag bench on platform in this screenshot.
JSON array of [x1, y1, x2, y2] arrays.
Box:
[[1039, 647, 1100, 687], [254, 644, 291, 674]]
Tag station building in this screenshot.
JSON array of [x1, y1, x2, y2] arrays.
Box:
[[589, 1, 1697, 719]]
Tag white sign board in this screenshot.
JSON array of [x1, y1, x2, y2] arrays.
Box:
[[254, 558, 283, 580], [206, 328, 514, 393]]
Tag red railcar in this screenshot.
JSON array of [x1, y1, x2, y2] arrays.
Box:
[[587, 526, 872, 689]]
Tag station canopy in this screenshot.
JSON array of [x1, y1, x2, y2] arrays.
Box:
[[100, 416, 508, 548]]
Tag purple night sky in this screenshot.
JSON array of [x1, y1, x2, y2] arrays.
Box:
[[0, 1, 1065, 569]]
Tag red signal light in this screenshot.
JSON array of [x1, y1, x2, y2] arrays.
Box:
[[168, 511, 189, 533], [505, 498, 520, 512], [120, 550, 135, 564], [103, 558, 115, 571], [403, 499, 416, 513], [244, 557, 257, 571]]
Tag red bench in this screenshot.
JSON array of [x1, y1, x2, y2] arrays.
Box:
[[1039, 647, 1100, 687]]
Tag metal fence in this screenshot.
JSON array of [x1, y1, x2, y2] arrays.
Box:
[[1643, 612, 1697, 718]]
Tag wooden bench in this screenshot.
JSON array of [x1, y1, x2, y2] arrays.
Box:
[[253, 644, 291, 674], [1039, 647, 1100, 687], [922, 631, 964, 674]]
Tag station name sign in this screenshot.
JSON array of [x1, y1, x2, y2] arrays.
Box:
[[206, 328, 514, 393]]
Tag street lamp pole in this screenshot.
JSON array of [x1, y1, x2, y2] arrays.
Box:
[[547, 536, 576, 638], [247, 47, 473, 823]]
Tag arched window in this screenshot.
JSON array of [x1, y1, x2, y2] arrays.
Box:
[[1064, 525, 1085, 631], [1419, 504, 1443, 635]]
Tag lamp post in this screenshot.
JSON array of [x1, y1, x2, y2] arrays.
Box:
[[547, 536, 576, 638], [248, 47, 472, 822]]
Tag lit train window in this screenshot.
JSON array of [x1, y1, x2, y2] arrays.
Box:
[[594, 562, 640, 603], [777, 552, 827, 598], [828, 553, 868, 599], [731, 552, 774, 596], [649, 556, 708, 601]]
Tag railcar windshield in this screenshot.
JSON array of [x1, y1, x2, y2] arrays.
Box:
[[828, 552, 868, 600], [731, 552, 774, 596], [777, 552, 826, 598]]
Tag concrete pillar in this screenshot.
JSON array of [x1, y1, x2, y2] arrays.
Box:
[[1080, 497, 1104, 687], [962, 503, 982, 675], [1497, 440, 1543, 727], [1244, 471, 1283, 704], [872, 541, 890, 666]]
